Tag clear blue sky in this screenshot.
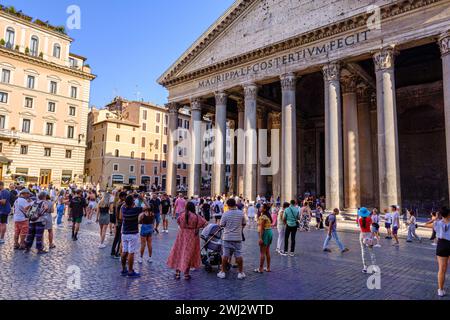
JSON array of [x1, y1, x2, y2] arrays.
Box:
[[4, 0, 235, 107]]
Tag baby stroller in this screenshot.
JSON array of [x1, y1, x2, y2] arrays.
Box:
[[201, 224, 228, 272]]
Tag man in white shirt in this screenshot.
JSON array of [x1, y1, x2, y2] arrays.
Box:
[[13, 189, 33, 250], [391, 205, 400, 246], [212, 196, 224, 223]]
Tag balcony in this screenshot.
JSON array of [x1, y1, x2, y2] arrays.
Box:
[[0, 129, 19, 143]]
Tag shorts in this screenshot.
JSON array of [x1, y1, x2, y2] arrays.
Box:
[[222, 240, 242, 258], [161, 214, 169, 222], [122, 233, 139, 253], [140, 224, 154, 237], [262, 229, 273, 247], [73, 216, 83, 224], [392, 226, 399, 235], [44, 214, 53, 230], [88, 202, 97, 209], [385, 223, 391, 229], [109, 213, 116, 224], [214, 214, 222, 220], [154, 214, 161, 224], [436, 238, 450, 258], [371, 225, 380, 233], [0, 214, 8, 224], [15, 220, 29, 237]]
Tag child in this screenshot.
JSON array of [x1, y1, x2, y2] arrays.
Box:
[[383, 209, 392, 239], [371, 208, 381, 247], [315, 204, 324, 230]]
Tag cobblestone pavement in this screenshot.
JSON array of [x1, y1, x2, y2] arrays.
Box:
[[0, 215, 448, 300]]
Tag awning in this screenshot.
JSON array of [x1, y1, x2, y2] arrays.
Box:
[[0, 156, 12, 164]]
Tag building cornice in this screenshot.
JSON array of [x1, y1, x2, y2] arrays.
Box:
[[158, 0, 444, 87], [0, 47, 96, 81]]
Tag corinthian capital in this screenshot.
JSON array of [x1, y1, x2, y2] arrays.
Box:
[[341, 73, 357, 94], [356, 82, 371, 104], [236, 99, 245, 113], [322, 63, 340, 82], [439, 31, 450, 57], [271, 112, 281, 129], [280, 73, 296, 91], [190, 97, 202, 112], [214, 91, 228, 106], [373, 47, 395, 71], [243, 83, 258, 100], [166, 102, 179, 114]]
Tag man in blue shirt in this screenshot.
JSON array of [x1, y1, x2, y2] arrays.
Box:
[[0, 181, 11, 244]]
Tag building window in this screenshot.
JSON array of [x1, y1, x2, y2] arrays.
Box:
[[25, 97, 33, 108], [1, 69, 10, 84], [30, 36, 39, 56], [20, 145, 28, 155], [45, 122, 54, 136], [48, 102, 56, 112], [153, 167, 158, 175], [162, 160, 167, 168], [22, 119, 31, 133], [142, 123, 146, 131], [111, 174, 124, 185], [116, 135, 120, 142], [26, 75, 35, 89], [117, 124, 121, 129], [0, 143, 2, 152], [44, 147, 51, 157], [155, 139, 159, 150], [163, 144, 168, 154], [115, 149, 119, 157], [69, 106, 76, 116], [142, 110, 147, 120], [71, 86, 77, 99], [141, 152, 145, 160], [49, 81, 57, 94], [67, 126, 75, 139], [141, 137, 146, 148], [113, 164, 119, 171], [53, 44, 61, 58], [5, 27, 15, 49], [130, 165, 135, 173], [164, 115, 168, 125], [154, 154, 159, 161], [156, 126, 160, 134], [0, 115, 5, 129], [69, 57, 77, 68], [65, 150, 72, 158], [131, 137, 135, 144], [164, 127, 168, 135], [140, 165, 145, 174], [1, 92, 10, 103], [156, 113, 161, 123]]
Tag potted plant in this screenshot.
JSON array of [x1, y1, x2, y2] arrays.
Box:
[[0, 39, 5, 47], [14, 45, 19, 51], [39, 52, 43, 59], [25, 47, 29, 55]]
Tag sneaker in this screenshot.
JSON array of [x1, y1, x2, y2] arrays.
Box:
[[438, 289, 447, 297], [323, 248, 332, 253], [362, 268, 368, 274], [113, 254, 121, 260], [374, 244, 382, 248], [98, 244, 106, 249], [289, 253, 295, 257], [280, 252, 288, 256], [37, 250, 48, 255], [431, 242, 437, 246], [217, 271, 226, 279], [120, 270, 128, 277], [392, 243, 399, 247], [406, 240, 412, 243], [137, 256, 143, 264], [127, 271, 141, 278], [237, 272, 246, 280], [341, 248, 350, 253], [147, 257, 153, 263]]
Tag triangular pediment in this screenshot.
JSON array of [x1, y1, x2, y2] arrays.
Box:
[[159, 0, 394, 86]]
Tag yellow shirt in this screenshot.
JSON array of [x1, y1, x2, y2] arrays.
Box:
[[224, 204, 229, 212], [258, 215, 272, 230]]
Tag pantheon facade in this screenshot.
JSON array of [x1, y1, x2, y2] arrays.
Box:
[[158, 0, 450, 212]]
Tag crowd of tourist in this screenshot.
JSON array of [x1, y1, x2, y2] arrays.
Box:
[[0, 181, 448, 297]]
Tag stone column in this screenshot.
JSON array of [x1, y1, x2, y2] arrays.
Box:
[[373, 47, 401, 210], [243, 83, 258, 201], [166, 102, 179, 197], [280, 73, 298, 202], [341, 72, 360, 211], [188, 98, 202, 198], [257, 107, 267, 198], [357, 83, 375, 207], [271, 112, 282, 201], [323, 63, 344, 211], [213, 91, 227, 197], [370, 93, 380, 208], [439, 31, 450, 205], [237, 101, 245, 197], [229, 119, 237, 195]]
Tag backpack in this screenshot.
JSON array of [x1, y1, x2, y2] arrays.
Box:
[[203, 203, 210, 214], [27, 201, 45, 222], [325, 215, 331, 227], [214, 203, 221, 214]]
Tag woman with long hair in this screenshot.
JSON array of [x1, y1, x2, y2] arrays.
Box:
[[97, 191, 112, 249], [299, 200, 312, 232], [358, 207, 373, 274], [371, 208, 381, 247], [276, 202, 289, 254], [167, 201, 207, 280], [255, 203, 273, 273]]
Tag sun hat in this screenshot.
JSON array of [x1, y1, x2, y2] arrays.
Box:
[[358, 207, 371, 218], [19, 188, 31, 195]]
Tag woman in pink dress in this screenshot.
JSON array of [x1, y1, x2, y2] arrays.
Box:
[[167, 202, 207, 280]]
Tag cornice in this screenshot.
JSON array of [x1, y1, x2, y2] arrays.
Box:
[[159, 0, 443, 87], [0, 47, 96, 81]]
